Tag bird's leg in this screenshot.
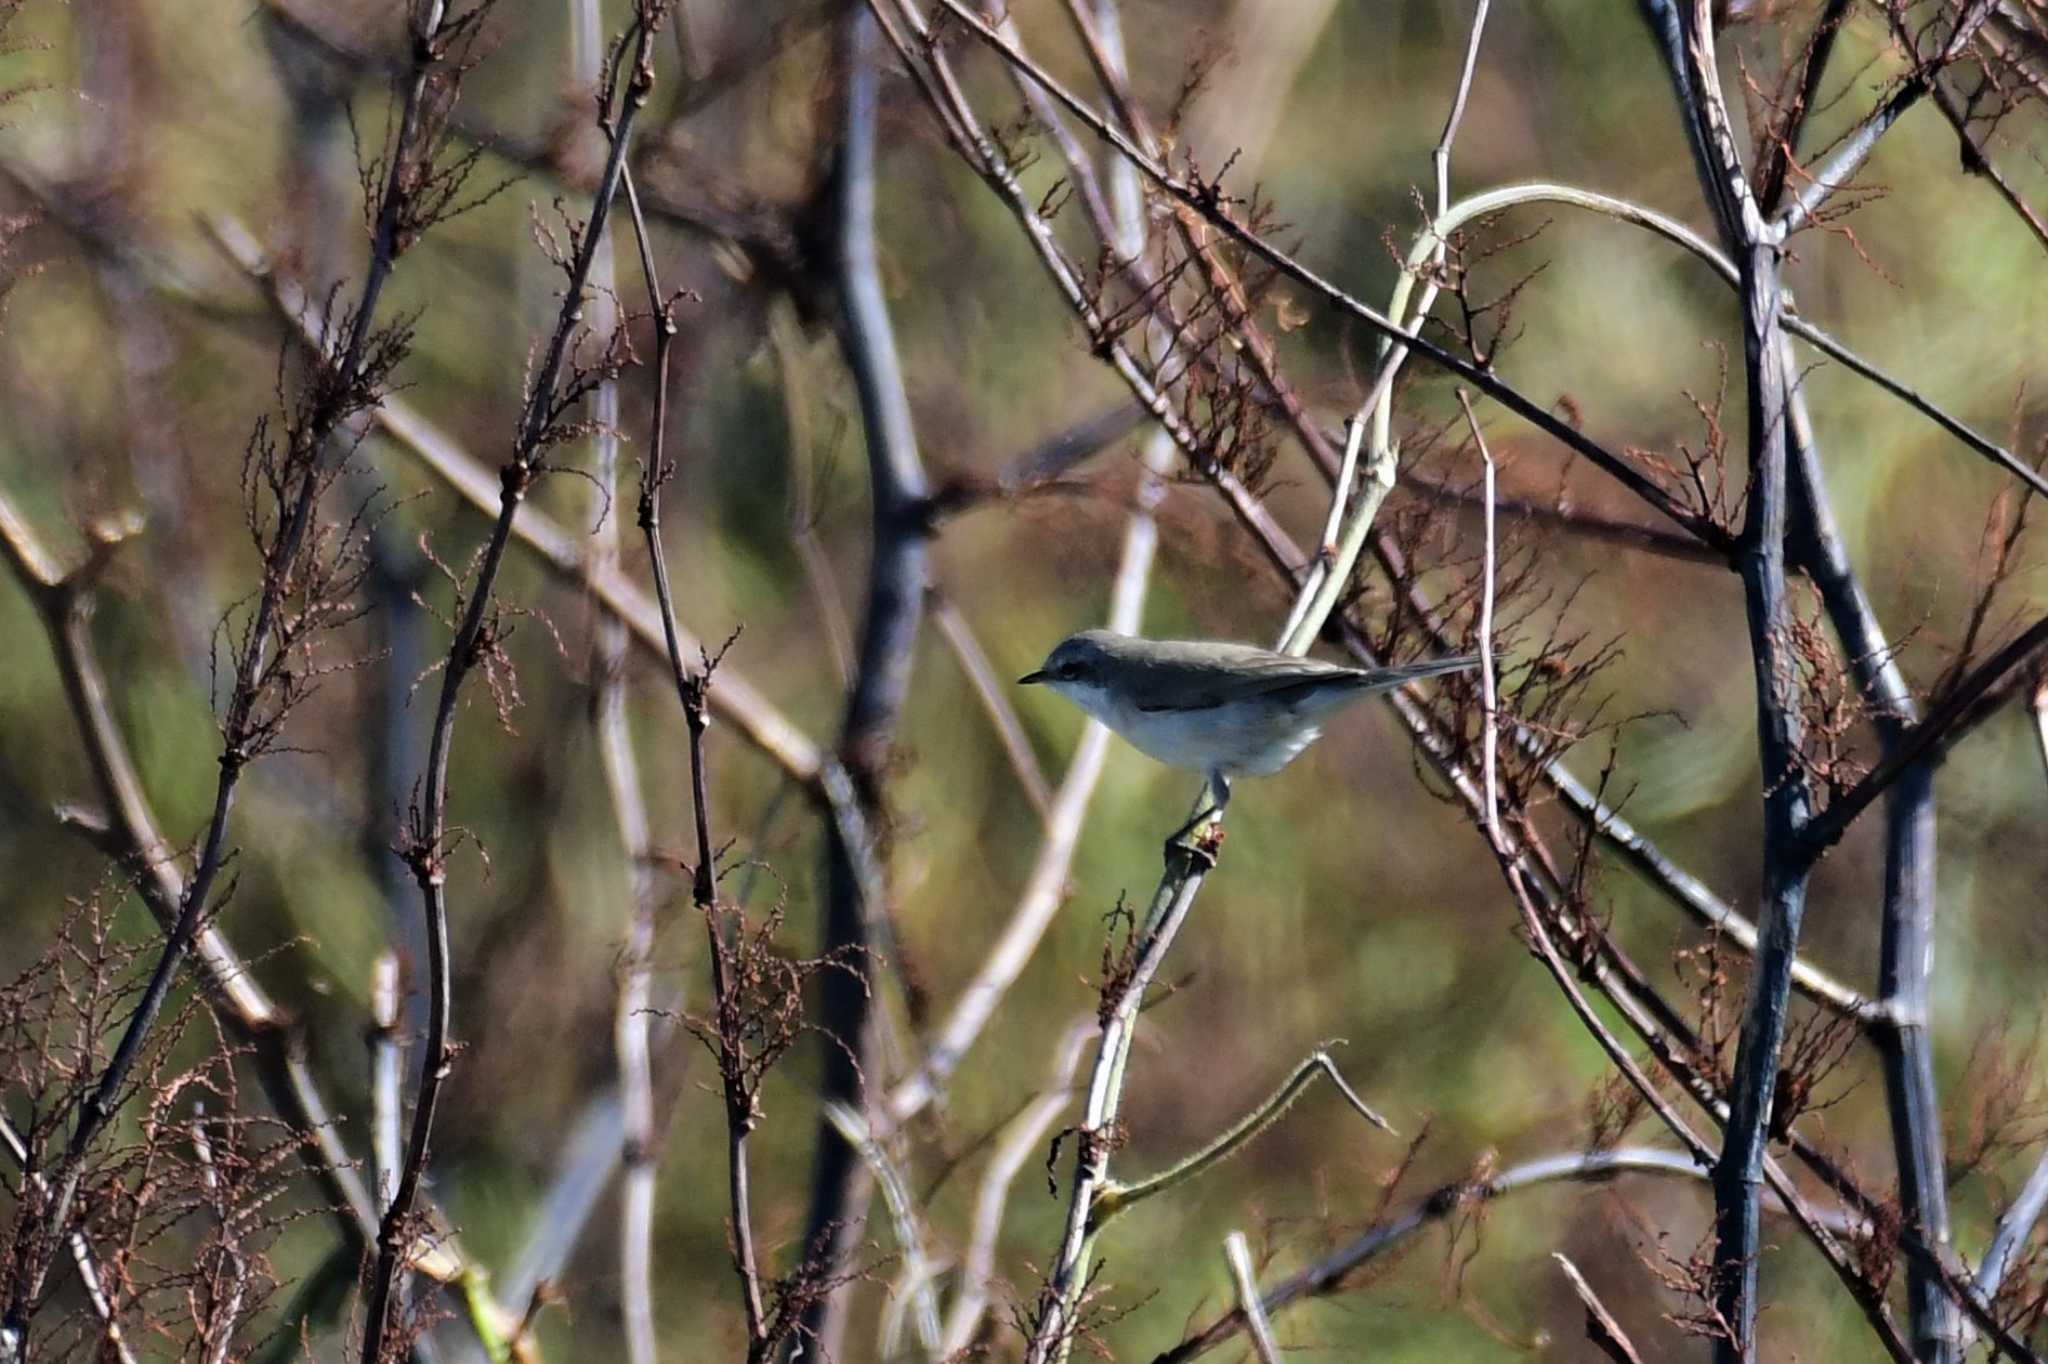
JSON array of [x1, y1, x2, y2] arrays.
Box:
[[1163, 773, 1230, 869]]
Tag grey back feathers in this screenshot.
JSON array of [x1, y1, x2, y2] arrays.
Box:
[[1025, 629, 1478, 714]]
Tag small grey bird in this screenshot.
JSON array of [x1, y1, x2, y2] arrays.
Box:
[[1019, 629, 1479, 826]]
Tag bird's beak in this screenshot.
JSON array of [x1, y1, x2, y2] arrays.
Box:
[[1017, 669, 1048, 686]]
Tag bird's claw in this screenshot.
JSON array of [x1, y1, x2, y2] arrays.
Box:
[[1165, 821, 1225, 871]]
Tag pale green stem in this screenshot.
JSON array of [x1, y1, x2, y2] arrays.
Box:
[[1093, 1049, 1391, 1226], [823, 1102, 941, 1356]]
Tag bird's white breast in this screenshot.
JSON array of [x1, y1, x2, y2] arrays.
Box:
[[1050, 679, 1337, 778]]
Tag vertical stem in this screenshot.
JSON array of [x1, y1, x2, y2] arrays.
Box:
[[1785, 355, 1956, 1361], [1632, 5, 1838, 1353], [1712, 230, 1812, 1363], [566, 1, 662, 1359], [362, 18, 662, 1360], [788, 8, 930, 1354], [369, 951, 402, 1214], [1457, 391, 1500, 839]]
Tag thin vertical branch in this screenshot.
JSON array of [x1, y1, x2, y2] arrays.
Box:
[[1716, 174, 1810, 1364], [1457, 391, 1500, 838], [1433, 0, 1490, 222], [1437, 6, 1493, 837], [931, 592, 1054, 818], [1636, 1, 1961, 1354], [696, 679, 771, 1352], [623, 129, 772, 1348], [190, 1110, 249, 1364], [787, 10, 932, 1354], [566, 0, 663, 1357], [1223, 1233, 1282, 1364], [369, 951, 402, 1214], [363, 14, 666, 1360], [1785, 357, 1956, 1361], [1634, 4, 1821, 1355]]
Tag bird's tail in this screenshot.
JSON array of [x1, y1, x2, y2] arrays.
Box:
[[1357, 653, 1483, 693]]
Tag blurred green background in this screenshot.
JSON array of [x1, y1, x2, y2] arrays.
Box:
[[1, 0, 2046, 1359]]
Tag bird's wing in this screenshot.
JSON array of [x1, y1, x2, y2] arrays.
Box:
[[1130, 645, 1479, 712], [1128, 643, 1361, 712]]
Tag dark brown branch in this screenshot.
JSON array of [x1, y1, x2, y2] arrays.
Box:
[[1804, 611, 2048, 854], [0, 0, 474, 1341], [360, 11, 666, 1361], [918, 0, 1734, 553], [1776, 0, 2000, 237], [1924, 72, 2048, 255], [786, 11, 932, 1355], [1555, 1252, 1649, 1364], [1787, 366, 1957, 1359], [1154, 1149, 1751, 1364], [1756, 0, 1853, 215]]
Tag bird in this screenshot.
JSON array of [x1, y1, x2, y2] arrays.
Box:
[[1019, 629, 1479, 849]]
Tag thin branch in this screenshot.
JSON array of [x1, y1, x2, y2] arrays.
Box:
[[1433, 0, 1491, 224], [1401, 471, 1727, 563], [1785, 341, 1957, 1360], [822, 1104, 940, 1356], [625, 146, 773, 1349], [1391, 180, 2048, 504], [203, 213, 831, 790], [915, 0, 1732, 549], [1553, 1253, 1647, 1364], [570, 2, 663, 1359], [788, 11, 933, 1353], [1223, 1233, 1282, 1364], [0, 1114, 138, 1364], [1775, 0, 2000, 237], [1804, 611, 2048, 852], [1458, 392, 1500, 837], [1630, 7, 1829, 1356], [883, 418, 1169, 1128], [0, 0, 479, 1334], [1932, 35, 2048, 253], [1977, 1145, 2048, 1304], [362, 14, 667, 1360], [1093, 1048, 1393, 1226], [495, 1091, 628, 1327], [938, 1016, 1096, 1356], [1153, 1149, 1737, 1364], [1545, 759, 1885, 1023], [1756, 0, 1854, 215], [931, 591, 1054, 817]]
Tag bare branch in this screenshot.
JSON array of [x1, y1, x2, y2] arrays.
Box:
[[1223, 1232, 1282, 1364], [1554, 1252, 1648, 1364], [362, 11, 670, 1359]]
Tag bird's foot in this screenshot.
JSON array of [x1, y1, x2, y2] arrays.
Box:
[[1164, 819, 1225, 871]]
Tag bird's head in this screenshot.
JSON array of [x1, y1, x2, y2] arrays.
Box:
[[1018, 630, 1124, 706]]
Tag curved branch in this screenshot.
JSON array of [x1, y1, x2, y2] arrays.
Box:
[[1155, 1148, 1766, 1364]]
